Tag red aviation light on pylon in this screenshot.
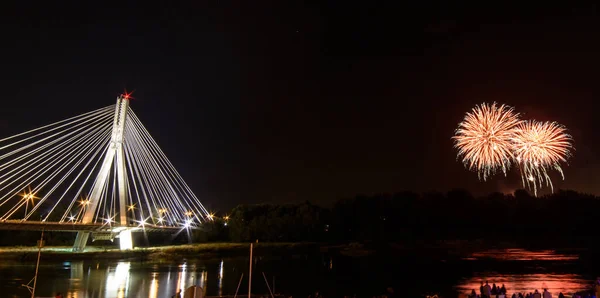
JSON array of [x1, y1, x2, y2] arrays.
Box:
[[121, 89, 135, 100]]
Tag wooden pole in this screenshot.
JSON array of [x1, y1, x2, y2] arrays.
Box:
[[31, 229, 44, 298], [234, 273, 244, 298], [248, 243, 253, 298], [262, 272, 275, 298]]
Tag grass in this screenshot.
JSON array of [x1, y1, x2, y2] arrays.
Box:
[[143, 242, 319, 260], [0, 242, 320, 262]]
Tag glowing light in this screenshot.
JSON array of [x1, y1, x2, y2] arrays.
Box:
[[223, 215, 229, 221], [20, 187, 39, 218], [157, 217, 164, 223], [207, 213, 214, 220], [454, 102, 522, 180], [122, 89, 134, 100], [21, 186, 37, 201], [135, 216, 152, 228], [512, 120, 573, 195], [149, 273, 159, 298], [218, 260, 224, 296], [22, 193, 37, 202], [119, 230, 133, 250], [103, 216, 115, 225], [158, 208, 167, 214], [200, 271, 208, 292], [454, 103, 575, 197], [105, 262, 131, 297], [68, 216, 75, 222], [177, 263, 187, 296], [184, 211, 193, 216], [79, 199, 90, 206], [127, 204, 136, 211], [183, 219, 192, 228]]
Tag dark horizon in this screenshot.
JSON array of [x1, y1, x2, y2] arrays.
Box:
[[1, 3, 599, 211]]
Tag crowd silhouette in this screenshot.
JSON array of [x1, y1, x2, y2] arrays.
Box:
[[468, 279, 600, 298]]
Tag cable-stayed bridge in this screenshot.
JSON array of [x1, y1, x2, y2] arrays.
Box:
[[0, 94, 211, 251]]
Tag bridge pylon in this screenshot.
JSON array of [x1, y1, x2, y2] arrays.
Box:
[[73, 95, 131, 251]]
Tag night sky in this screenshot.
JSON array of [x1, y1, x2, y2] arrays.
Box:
[[1, 3, 599, 211]]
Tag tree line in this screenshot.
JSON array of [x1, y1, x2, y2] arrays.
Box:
[[1, 188, 598, 246], [196, 189, 600, 244]]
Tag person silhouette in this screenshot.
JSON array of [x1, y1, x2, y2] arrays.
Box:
[[172, 289, 182, 298], [483, 281, 492, 298]]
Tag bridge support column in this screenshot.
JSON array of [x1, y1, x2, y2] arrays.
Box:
[[73, 231, 90, 252], [119, 230, 132, 250], [72, 95, 132, 252]]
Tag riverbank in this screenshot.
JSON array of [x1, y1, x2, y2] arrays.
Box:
[[0, 239, 592, 262], [0, 242, 322, 262]]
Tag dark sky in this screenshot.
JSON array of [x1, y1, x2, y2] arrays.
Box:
[[1, 2, 599, 211]]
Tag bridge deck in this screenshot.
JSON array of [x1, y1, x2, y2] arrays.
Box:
[[0, 220, 183, 232]]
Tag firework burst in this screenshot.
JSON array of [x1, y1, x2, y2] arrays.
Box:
[[453, 102, 522, 181], [511, 120, 573, 196]]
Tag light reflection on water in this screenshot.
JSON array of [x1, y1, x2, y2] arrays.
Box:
[[106, 262, 130, 298], [468, 249, 580, 261], [30, 261, 218, 298], [177, 262, 187, 296], [0, 248, 594, 297], [219, 259, 224, 296], [456, 274, 590, 297], [149, 273, 158, 298], [456, 249, 591, 297]]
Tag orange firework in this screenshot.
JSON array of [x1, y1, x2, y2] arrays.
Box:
[[454, 102, 522, 180], [511, 120, 573, 196]]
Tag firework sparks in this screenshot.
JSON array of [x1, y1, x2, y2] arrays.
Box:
[[453, 102, 522, 180], [511, 120, 573, 196]]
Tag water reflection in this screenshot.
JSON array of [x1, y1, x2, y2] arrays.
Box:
[[456, 274, 590, 296], [0, 249, 592, 297], [467, 249, 579, 261], [69, 262, 84, 298], [105, 262, 131, 298], [457, 249, 590, 296], [149, 273, 158, 298], [200, 270, 208, 296], [52, 261, 215, 297], [177, 262, 187, 296], [219, 259, 224, 296]]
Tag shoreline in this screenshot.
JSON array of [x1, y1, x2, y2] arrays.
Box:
[[0, 242, 322, 262], [0, 239, 591, 262]]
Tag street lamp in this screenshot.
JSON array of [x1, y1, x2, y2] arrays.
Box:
[[22, 189, 38, 219]]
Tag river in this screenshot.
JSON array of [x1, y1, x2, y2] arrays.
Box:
[[0, 248, 595, 298]]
